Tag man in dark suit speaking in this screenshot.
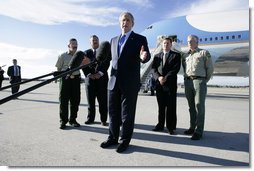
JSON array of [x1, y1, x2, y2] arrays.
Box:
[[7, 59, 21, 95], [100, 12, 151, 153]]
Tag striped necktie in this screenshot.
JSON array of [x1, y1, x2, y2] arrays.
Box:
[[118, 35, 126, 55]]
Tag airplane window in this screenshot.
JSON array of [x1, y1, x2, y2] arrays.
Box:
[[232, 35, 235, 39], [215, 37, 218, 40], [226, 36, 229, 40], [205, 38, 207, 41], [210, 37, 212, 41], [200, 38, 202, 42], [238, 35, 241, 39], [220, 36, 223, 40]]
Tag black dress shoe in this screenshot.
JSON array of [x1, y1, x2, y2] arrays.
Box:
[[101, 122, 107, 126], [191, 133, 202, 140], [116, 143, 129, 153], [60, 123, 66, 129], [69, 120, 80, 127], [152, 127, 164, 131], [84, 120, 93, 124], [100, 139, 118, 148], [184, 128, 195, 135], [169, 130, 175, 135]]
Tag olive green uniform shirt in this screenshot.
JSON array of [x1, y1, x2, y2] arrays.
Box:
[[182, 48, 214, 82], [55, 51, 80, 75]]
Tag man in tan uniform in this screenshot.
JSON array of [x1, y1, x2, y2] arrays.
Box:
[[182, 35, 214, 140], [55, 38, 81, 129]]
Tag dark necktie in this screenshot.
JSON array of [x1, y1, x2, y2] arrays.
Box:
[[118, 35, 126, 55], [163, 53, 167, 66], [93, 50, 96, 58], [14, 66, 18, 76]]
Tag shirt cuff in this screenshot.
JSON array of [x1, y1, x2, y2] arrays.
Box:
[[98, 71, 104, 76]]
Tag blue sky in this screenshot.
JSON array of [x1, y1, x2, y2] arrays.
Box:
[[0, 0, 251, 78]]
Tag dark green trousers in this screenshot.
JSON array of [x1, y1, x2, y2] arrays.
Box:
[[184, 78, 207, 135], [59, 75, 81, 123]]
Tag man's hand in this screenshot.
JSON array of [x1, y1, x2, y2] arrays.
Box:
[[158, 76, 166, 85], [88, 73, 101, 80], [140, 45, 148, 61]]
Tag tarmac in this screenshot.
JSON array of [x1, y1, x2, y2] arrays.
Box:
[[0, 79, 250, 167]]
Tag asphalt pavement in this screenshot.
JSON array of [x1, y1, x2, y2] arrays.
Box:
[[0, 80, 250, 167]]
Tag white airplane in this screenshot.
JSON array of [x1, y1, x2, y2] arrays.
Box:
[[140, 9, 249, 80]]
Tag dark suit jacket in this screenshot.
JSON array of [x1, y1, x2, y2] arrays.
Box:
[[152, 50, 181, 91], [108, 31, 151, 92], [7, 65, 21, 83], [0, 70, 4, 80], [82, 48, 110, 85]]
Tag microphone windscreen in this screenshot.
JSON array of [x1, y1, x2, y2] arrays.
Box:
[[96, 41, 111, 62], [68, 51, 85, 69]]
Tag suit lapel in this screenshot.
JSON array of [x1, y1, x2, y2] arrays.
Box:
[[115, 35, 121, 58], [167, 51, 176, 65], [111, 36, 120, 69], [163, 51, 175, 67], [158, 52, 164, 73], [120, 31, 134, 58], [161, 51, 172, 73], [89, 49, 95, 61]]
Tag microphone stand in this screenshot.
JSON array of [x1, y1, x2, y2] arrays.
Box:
[[0, 61, 97, 105], [0, 72, 54, 91]]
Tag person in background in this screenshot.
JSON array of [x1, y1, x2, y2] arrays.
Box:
[[182, 34, 214, 140], [82, 35, 110, 126], [100, 12, 151, 153], [151, 37, 181, 135], [143, 73, 156, 96], [0, 66, 5, 88], [55, 38, 81, 129], [7, 59, 21, 95]]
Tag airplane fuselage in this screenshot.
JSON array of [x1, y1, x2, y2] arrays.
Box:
[[141, 9, 249, 76]]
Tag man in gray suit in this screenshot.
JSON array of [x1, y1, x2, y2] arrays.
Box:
[[100, 12, 151, 153]]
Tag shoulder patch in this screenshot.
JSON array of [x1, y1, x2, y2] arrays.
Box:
[[205, 50, 211, 59]]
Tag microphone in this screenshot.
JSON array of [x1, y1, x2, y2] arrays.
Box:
[[64, 51, 85, 79], [95, 41, 111, 63], [68, 51, 85, 69], [68, 41, 110, 69], [66, 41, 110, 78]]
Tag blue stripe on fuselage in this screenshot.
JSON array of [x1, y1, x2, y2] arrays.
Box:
[[141, 16, 249, 48]]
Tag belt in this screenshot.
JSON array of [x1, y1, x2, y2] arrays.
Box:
[[185, 76, 205, 80], [69, 74, 80, 79]]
